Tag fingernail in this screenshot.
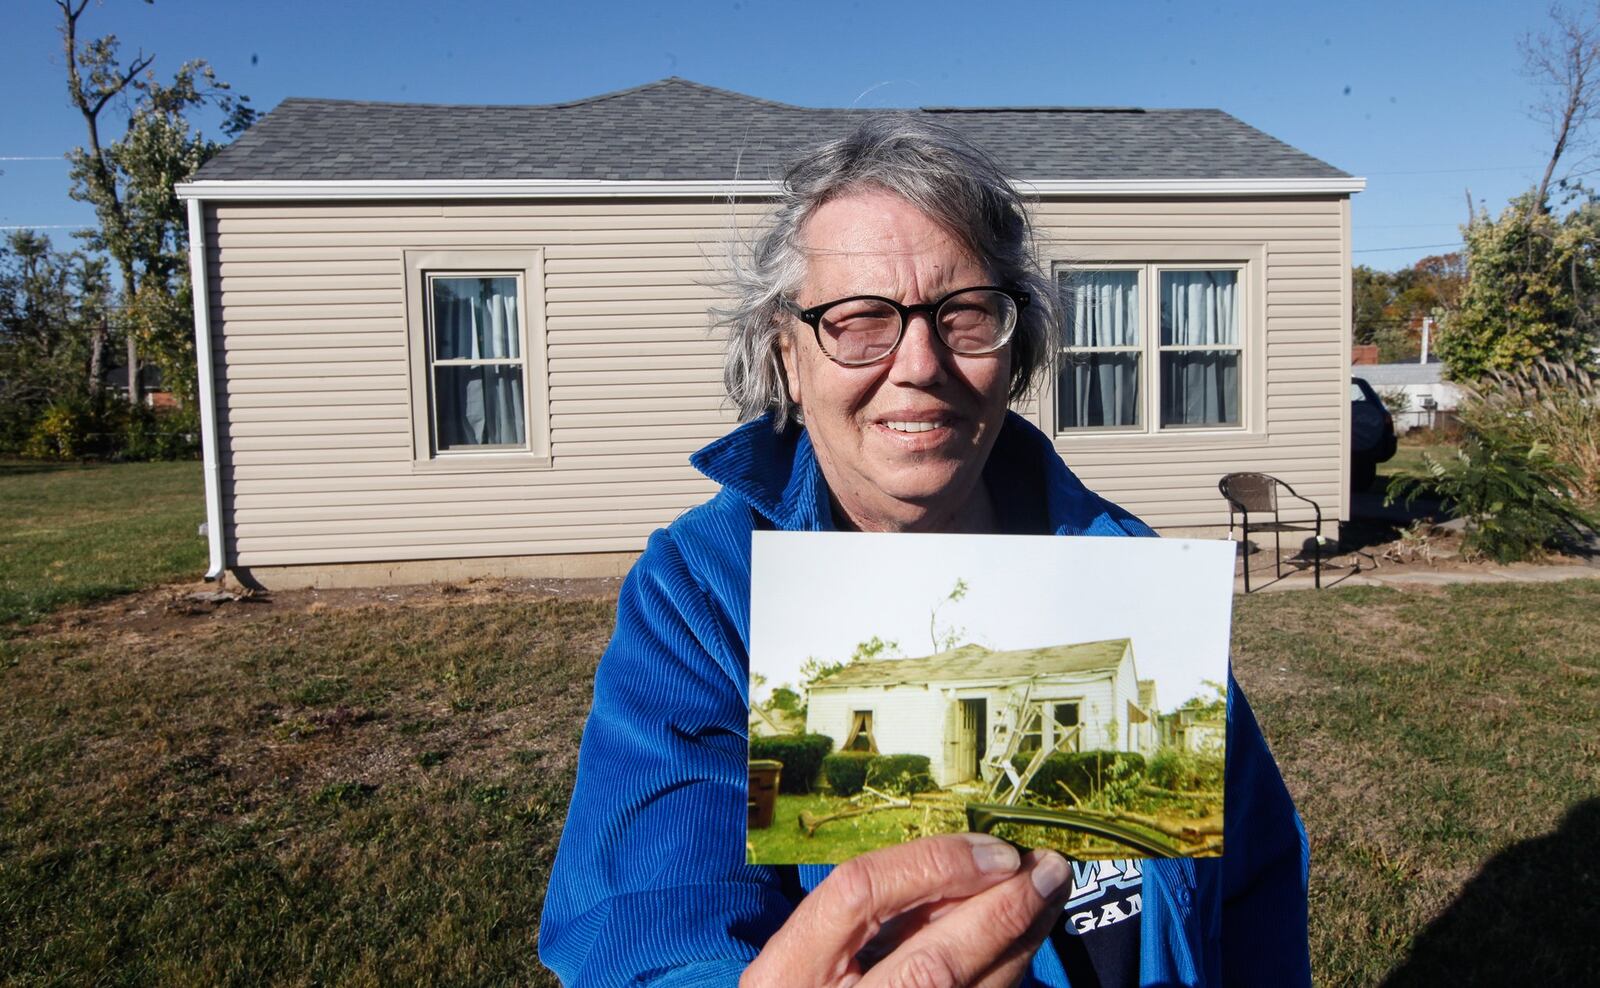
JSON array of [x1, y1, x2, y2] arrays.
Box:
[[1031, 852, 1070, 898], [967, 836, 1021, 874]]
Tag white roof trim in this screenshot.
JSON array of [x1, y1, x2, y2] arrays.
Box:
[[175, 176, 1365, 201]]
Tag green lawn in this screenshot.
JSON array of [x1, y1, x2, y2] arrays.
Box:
[[1, 464, 1597, 985], [0, 460, 206, 627], [749, 792, 968, 864]]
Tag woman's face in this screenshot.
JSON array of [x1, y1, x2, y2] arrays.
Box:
[[779, 187, 1013, 532]]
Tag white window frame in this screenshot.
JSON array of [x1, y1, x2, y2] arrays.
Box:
[[1046, 243, 1267, 448], [402, 248, 551, 471]]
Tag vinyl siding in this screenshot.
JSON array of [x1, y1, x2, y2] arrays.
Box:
[[1037, 196, 1348, 531], [204, 194, 1347, 568]]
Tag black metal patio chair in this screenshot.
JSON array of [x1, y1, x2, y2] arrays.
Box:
[[1218, 472, 1324, 592]]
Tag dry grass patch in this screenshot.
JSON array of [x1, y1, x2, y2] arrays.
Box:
[[1233, 580, 1600, 986], [0, 589, 613, 987]]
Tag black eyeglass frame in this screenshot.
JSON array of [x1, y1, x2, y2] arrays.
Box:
[[784, 285, 1031, 366]]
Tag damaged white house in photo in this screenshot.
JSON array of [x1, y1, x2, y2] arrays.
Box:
[[805, 639, 1159, 788]]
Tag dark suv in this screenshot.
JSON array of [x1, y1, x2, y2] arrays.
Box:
[[1351, 376, 1398, 490]]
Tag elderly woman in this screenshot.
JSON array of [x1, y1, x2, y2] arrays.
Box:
[[540, 118, 1310, 987]]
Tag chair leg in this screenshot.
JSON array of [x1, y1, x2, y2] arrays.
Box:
[[1314, 531, 1322, 589], [1274, 529, 1283, 579], [1241, 524, 1251, 593]]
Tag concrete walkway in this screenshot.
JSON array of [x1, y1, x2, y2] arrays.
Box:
[[1233, 557, 1600, 594]]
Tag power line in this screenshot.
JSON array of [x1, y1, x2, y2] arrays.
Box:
[[0, 156, 63, 161], [1362, 165, 1533, 176], [1352, 241, 1464, 254], [0, 224, 79, 230]]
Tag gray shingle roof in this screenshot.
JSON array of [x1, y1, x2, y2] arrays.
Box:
[[811, 639, 1131, 689], [194, 77, 1349, 184], [1355, 362, 1447, 386]]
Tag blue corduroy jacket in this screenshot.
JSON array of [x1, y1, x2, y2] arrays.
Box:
[[539, 413, 1311, 987]]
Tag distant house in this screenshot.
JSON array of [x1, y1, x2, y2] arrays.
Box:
[[1164, 707, 1226, 755], [1355, 362, 1462, 433], [805, 639, 1158, 789], [176, 78, 1363, 588]]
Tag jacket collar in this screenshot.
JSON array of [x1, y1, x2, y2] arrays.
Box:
[[690, 411, 1117, 536]]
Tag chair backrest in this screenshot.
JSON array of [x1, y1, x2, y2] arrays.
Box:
[[1218, 472, 1279, 514]]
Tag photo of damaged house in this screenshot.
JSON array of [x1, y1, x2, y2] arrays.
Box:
[[747, 636, 1226, 864]]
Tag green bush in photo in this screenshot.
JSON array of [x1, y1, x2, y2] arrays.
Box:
[[866, 754, 937, 796], [749, 733, 833, 794], [821, 751, 874, 796], [1013, 750, 1147, 803], [1148, 748, 1225, 791]]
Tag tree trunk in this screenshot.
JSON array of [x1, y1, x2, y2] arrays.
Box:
[[88, 323, 104, 398], [126, 334, 140, 407]]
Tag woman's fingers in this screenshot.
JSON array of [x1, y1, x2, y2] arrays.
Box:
[[856, 850, 1074, 988], [741, 834, 1023, 986]]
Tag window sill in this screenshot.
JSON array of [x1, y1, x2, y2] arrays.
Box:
[[410, 453, 553, 474], [1052, 429, 1270, 455]]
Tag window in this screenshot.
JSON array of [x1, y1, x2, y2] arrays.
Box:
[[845, 710, 877, 753], [1018, 701, 1082, 755], [1057, 263, 1245, 433], [403, 250, 550, 469]]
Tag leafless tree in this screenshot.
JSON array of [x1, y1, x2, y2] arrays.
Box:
[[1523, 3, 1600, 214]]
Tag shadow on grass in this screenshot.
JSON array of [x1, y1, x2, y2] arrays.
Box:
[[1380, 798, 1600, 986], [0, 460, 78, 478]]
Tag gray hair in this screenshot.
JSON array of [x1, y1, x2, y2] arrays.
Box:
[[716, 114, 1060, 426]]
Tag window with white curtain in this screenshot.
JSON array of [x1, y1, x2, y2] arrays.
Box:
[[428, 274, 527, 450], [1057, 265, 1244, 433], [403, 249, 550, 468]]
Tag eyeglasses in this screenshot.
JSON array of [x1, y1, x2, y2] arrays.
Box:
[[785, 285, 1030, 367]]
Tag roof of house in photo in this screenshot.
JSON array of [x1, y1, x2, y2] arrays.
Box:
[[191, 77, 1352, 184], [813, 639, 1132, 689]]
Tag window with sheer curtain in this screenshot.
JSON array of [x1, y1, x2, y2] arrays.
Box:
[[403, 248, 550, 468], [428, 275, 527, 449], [1057, 265, 1243, 432]]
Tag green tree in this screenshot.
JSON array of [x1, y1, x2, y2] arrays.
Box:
[[0, 233, 81, 445], [1438, 190, 1600, 380], [59, 0, 254, 406]]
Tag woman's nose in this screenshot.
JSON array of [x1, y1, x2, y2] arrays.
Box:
[[887, 313, 947, 386]]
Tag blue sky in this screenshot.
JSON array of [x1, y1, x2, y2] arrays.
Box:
[[0, 0, 1571, 271]]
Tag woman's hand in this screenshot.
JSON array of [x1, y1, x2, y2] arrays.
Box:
[[741, 834, 1073, 987]]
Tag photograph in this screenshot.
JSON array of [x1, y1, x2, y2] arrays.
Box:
[[747, 531, 1237, 864]]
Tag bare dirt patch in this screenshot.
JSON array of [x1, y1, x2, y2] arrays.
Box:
[[25, 573, 625, 640]]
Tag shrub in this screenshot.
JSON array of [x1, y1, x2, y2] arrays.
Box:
[[119, 404, 200, 461], [866, 754, 937, 796], [1459, 359, 1600, 507], [17, 399, 200, 462], [1011, 750, 1146, 803], [23, 402, 98, 460], [821, 751, 874, 796], [1387, 429, 1599, 562], [749, 733, 832, 794], [1148, 748, 1225, 791]]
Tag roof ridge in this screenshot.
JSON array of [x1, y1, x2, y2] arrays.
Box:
[[553, 76, 811, 111], [923, 105, 1149, 114]]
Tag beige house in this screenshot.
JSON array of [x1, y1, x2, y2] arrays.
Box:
[[176, 78, 1364, 589]]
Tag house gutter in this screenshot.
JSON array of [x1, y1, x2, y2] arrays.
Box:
[[185, 196, 226, 581], [175, 176, 1366, 201]]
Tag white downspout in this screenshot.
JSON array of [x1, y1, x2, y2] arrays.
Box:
[[186, 197, 226, 580]]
